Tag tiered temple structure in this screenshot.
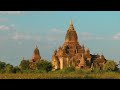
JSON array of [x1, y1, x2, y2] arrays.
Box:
[[29, 45, 41, 69], [52, 20, 106, 71]]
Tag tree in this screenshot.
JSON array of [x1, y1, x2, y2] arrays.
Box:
[[103, 60, 118, 71], [4, 64, 13, 73], [36, 59, 52, 72], [0, 61, 6, 70], [19, 60, 30, 70]]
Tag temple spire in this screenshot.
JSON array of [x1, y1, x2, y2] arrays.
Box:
[[79, 54, 86, 67], [65, 20, 78, 43], [68, 19, 74, 31], [70, 19, 73, 26]]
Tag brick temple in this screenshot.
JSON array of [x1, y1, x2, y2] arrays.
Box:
[[52, 20, 106, 71]]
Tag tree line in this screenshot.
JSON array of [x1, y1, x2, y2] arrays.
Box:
[[0, 59, 119, 74], [0, 59, 52, 73]]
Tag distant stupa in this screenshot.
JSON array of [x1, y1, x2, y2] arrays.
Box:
[[29, 45, 41, 69]]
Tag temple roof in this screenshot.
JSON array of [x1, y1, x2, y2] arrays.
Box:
[[30, 45, 41, 62]]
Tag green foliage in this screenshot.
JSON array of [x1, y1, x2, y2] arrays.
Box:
[[0, 61, 6, 70], [4, 64, 13, 73], [103, 60, 118, 71], [36, 60, 52, 72], [91, 68, 101, 73], [19, 60, 30, 70]]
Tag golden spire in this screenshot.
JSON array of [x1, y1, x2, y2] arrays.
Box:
[[70, 19, 73, 26], [68, 19, 74, 31]]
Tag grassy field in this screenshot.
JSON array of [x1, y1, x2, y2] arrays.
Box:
[[0, 72, 120, 79]]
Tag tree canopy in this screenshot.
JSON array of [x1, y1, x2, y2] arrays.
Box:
[[103, 60, 118, 71], [36, 59, 52, 72]]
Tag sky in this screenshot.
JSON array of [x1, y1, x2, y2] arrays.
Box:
[[0, 11, 120, 66]]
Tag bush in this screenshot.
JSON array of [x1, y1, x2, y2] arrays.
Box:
[[103, 60, 118, 71]]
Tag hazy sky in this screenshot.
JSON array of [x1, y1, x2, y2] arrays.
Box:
[[0, 11, 120, 66]]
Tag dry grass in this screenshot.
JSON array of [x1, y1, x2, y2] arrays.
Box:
[[0, 72, 120, 79]]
